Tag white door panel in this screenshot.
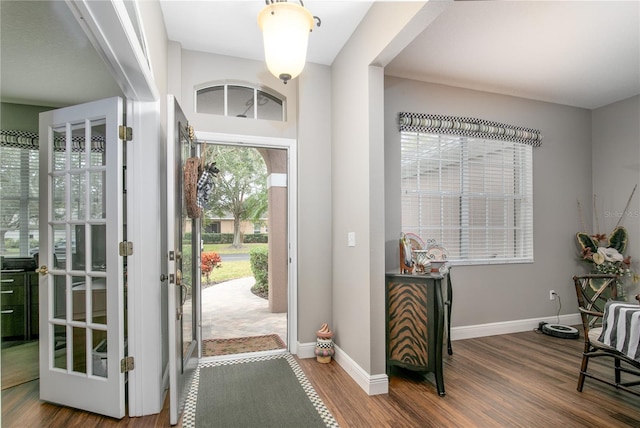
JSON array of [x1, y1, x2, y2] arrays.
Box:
[[38, 97, 125, 418]]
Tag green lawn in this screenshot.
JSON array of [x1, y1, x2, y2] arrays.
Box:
[[204, 260, 252, 284], [201, 243, 267, 284]]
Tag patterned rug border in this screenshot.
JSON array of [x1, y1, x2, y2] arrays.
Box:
[[182, 353, 339, 428]]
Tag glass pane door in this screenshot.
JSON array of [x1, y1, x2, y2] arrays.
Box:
[[39, 97, 124, 418], [167, 95, 198, 425], [50, 117, 109, 372]]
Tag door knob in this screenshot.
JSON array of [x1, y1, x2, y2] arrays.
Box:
[[36, 265, 49, 275], [160, 274, 168, 281]]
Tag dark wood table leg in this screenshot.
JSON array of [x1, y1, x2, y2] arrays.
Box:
[[446, 273, 453, 355]]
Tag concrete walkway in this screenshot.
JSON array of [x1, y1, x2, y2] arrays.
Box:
[[199, 277, 287, 343]]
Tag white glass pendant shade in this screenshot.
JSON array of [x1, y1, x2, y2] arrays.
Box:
[[258, 2, 314, 83]]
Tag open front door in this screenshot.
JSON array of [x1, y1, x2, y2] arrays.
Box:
[[167, 95, 199, 425], [38, 97, 125, 418]]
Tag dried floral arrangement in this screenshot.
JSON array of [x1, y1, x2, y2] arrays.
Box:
[[576, 185, 638, 298]]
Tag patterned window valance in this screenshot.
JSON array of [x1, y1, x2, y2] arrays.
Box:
[[398, 112, 542, 147], [0, 129, 105, 152]]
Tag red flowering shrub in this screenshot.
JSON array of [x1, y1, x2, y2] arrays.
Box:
[[201, 252, 222, 283]]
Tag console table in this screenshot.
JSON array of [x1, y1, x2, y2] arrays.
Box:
[[385, 271, 452, 396]]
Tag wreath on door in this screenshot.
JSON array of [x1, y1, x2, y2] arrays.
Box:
[[184, 156, 201, 218]]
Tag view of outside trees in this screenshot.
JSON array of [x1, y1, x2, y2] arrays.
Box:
[[201, 145, 268, 248]]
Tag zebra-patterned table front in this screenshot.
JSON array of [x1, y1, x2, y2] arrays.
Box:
[[385, 272, 449, 396]]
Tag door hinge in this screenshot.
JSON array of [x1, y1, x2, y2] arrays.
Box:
[[119, 125, 132, 141], [119, 241, 133, 256], [120, 356, 135, 373]]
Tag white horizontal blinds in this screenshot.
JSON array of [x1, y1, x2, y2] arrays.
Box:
[[0, 146, 39, 256], [0, 129, 105, 259], [401, 133, 462, 252], [400, 119, 536, 263], [462, 137, 533, 261]]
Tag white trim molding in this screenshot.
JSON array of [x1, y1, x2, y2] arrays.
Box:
[[67, 0, 158, 102], [296, 342, 389, 396], [196, 131, 298, 358], [450, 313, 582, 341], [267, 173, 287, 188], [333, 345, 389, 396]]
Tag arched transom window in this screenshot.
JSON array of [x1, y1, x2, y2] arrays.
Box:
[[195, 83, 285, 121]]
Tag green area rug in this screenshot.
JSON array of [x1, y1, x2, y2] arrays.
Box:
[[182, 353, 339, 428]]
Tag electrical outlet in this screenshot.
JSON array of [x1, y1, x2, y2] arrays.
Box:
[[549, 290, 556, 300]]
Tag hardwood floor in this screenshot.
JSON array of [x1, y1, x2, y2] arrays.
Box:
[[3, 328, 640, 427], [1, 341, 39, 390], [301, 329, 640, 428]]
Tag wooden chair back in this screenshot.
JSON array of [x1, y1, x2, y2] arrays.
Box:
[[573, 274, 618, 331]]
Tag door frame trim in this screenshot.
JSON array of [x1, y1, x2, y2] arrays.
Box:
[[66, 0, 158, 102], [195, 131, 298, 354]]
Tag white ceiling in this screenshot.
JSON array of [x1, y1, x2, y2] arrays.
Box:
[[1, 1, 638, 110], [0, 0, 124, 108], [385, 1, 640, 109], [159, 1, 374, 67]]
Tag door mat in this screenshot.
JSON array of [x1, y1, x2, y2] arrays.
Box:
[[182, 353, 339, 428], [202, 334, 286, 357]]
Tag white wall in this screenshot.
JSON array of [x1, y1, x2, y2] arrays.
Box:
[[179, 50, 296, 140], [385, 78, 593, 327], [297, 62, 334, 342], [331, 1, 438, 377], [592, 95, 640, 298]]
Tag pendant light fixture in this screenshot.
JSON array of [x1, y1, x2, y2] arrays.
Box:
[[258, 1, 320, 84]]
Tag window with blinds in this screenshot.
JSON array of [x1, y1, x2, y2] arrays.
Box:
[[401, 132, 533, 264], [0, 146, 39, 257]]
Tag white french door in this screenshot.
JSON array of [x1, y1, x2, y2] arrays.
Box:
[[167, 95, 199, 425], [38, 97, 126, 418]]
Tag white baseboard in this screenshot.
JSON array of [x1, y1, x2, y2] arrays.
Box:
[[296, 342, 388, 396], [162, 364, 169, 391], [450, 313, 582, 341], [333, 345, 389, 395], [296, 341, 316, 359], [295, 313, 582, 397]]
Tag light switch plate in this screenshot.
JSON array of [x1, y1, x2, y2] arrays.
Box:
[[347, 232, 356, 247]]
